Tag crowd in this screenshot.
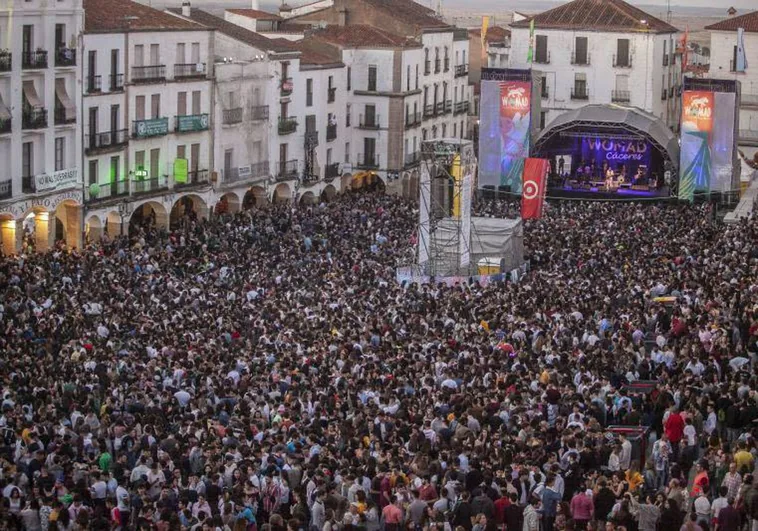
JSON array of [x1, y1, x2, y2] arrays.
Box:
[[1, 189, 758, 531]]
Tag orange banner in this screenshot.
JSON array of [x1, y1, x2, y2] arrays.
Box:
[[681, 91, 713, 134]]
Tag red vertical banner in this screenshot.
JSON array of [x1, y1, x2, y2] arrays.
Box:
[[521, 158, 549, 220]]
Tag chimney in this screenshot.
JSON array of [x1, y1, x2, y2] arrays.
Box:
[[181, 0, 191, 16], [251, 0, 259, 10]]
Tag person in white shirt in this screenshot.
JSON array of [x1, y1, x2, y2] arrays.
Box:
[[711, 486, 729, 523], [619, 434, 633, 471], [607, 445, 621, 472]]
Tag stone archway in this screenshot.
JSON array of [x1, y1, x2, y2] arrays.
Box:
[[216, 192, 241, 215], [273, 182, 292, 203], [86, 215, 103, 243], [321, 184, 337, 202], [53, 200, 83, 249], [340, 173, 353, 193], [299, 191, 316, 206], [243, 186, 268, 209], [0, 214, 17, 256], [105, 211, 123, 236], [170, 194, 210, 228], [19, 207, 51, 253], [129, 201, 169, 234]]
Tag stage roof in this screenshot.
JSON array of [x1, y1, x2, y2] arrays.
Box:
[[534, 104, 680, 167]]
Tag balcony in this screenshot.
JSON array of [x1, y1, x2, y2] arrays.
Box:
[[356, 153, 379, 169], [455, 64, 468, 77], [571, 87, 589, 100], [305, 131, 318, 147], [328, 87, 336, 103], [0, 179, 11, 200], [454, 101, 469, 115], [278, 116, 297, 135], [434, 59, 441, 73], [742, 94, 758, 109], [84, 129, 129, 154], [444, 100, 453, 114], [661, 88, 667, 101], [224, 161, 269, 185], [22, 50, 48, 69], [280, 77, 293, 96], [0, 118, 10, 134], [132, 176, 168, 194], [174, 63, 206, 79], [669, 86, 675, 98], [85, 180, 129, 202], [86, 75, 102, 94], [55, 47, 76, 67], [663, 55, 669, 67], [223, 107, 243, 125], [323, 162, 339, 182], [250, 105, 269, 121], [571, 52, 590, 65], [359, 114, 380, 129], [424, 61, 431, 75], [54, 107, 76, 125], [276, 160, 298, 181], [611, 90, 630, 103], [534, 51, 550, 64], [405, 111, 421, 128], [444, 58, 450, 72], [0, 51, 11, 72], [132, 65, 166, 83], [23, 108, 47, 129], [326, 123, 337, 141], [404, 151, 420, 167], [22, 176, 35, 193], [110, 74, 124, 92], [175, 113, 209, 133], [423, 104, 435, 118], [613, 54, 632, 68], [132, 117, 169, 138], [175, 169, 209, 189], [435, 102, 444, 115]]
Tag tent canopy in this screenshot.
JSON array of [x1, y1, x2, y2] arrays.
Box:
[[534, 104, 680, 167]]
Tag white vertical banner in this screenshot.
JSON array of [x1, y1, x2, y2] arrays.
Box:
[[418, 164, 431, 266], [737, 28, 748, 72], [459, 172, 472, 268]]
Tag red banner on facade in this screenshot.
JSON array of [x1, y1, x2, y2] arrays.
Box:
[[521, 158, 549, 220]]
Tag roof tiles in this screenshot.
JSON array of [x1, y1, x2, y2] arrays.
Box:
[[705, 11, 758, 33], [84, 0, 205, 32]]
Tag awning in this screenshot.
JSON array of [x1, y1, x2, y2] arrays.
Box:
[[55, 79, 76, 121], [0, 92, 10, 120], [22, 80, 42, 107]]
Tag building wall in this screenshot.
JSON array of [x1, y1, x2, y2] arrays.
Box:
[[509, 27, 679, 128]]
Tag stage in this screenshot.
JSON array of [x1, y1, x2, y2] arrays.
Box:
[[548, 184, 672, 200]]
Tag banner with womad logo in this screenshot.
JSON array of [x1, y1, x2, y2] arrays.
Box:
[[679, 91, 713, 202]]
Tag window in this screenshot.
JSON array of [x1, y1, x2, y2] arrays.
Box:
[[150, 44, 159, 66], [150, 148, 160, 179], [190, 143, 199, 172], [368, 65, 377, 91], [280, 101, 288, 119], [136, 96, 145, 120], [110, 104, 120, 132], [415, 65, 419, 89], [616, 39, 630, 67], [732, 45, 738, 71], [453, 123, 457, 137], [346, 104, 351, 127], [87, 50, 97, 83], [151, 94, 160, 119], [326, 148, 332, 166], [535, 35, 548, 63], [573, 73, 587, 98], [540, 111, 546, 130], [111, 49, 119, 81], [89, 107, 98, 137], [110, 156, 120, 182], [88, 160, 98, 185], [363, 137, 376, 163], [441, 123, 446, 137], [407, 65, 410, 92], [663, 40, 667, 66], [224, 149, 233, 177], [191, 42, 200, 64], [22, 142, 33, 179], [305, 115, 316, 133], [177, 145, 186, 159], [345, 142, 350, 163], [22, 25, 33, 56], [364, 104, 376, 126], [541, 75, 548, 98], [177, 43, 186, 64], [135, 150, 145, 175], [134, 45, 144, 67], [279, 143, 288, 166], [55, 137, 65, 171], [422, 128, 427, 141], [347, 66, 351, 91], [192, 91, 201, 114], [434, 47, 440, 73], [306, 78, 313, 106], [177, 92, 187, 116], [574, 36, 588, 65], [52, 24, 64, 50]]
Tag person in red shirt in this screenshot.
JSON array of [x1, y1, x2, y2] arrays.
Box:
[[494, 484, 511, 527], [664, 407, 685, 462]]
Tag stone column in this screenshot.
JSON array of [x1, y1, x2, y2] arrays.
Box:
[[35, 211, 50, 253]]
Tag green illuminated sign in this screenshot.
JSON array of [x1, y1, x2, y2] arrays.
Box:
[[174, 158, 188, 184]]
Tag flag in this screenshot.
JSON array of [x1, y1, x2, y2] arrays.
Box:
[[481, 16, 490, 60], [521, 158, 549, 219], [680, 26, 689, 74], [527, 18, 535, 64], [737, 27, 748, 72]]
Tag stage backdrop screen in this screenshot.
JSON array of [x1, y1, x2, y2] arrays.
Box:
[[679, 91, 714, 201], [479, 80, 531, 193]]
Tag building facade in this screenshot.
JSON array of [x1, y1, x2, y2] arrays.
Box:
[[706, 11, 758, 159], [508, 0, 681, 131], [0, 0, 83, 255], [82, 0, 214, 239]]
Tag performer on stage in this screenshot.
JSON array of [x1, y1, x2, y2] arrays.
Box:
[[605, 166, 615, 190]]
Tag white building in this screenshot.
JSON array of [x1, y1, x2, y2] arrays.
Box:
[[0, 0, 83, 255], [508, 0, 681, 131], [485, 27, 510, 69], [81, 0, 214, 239], [705, 10, 758, 159]]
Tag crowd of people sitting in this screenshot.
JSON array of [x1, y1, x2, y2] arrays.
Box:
[[1, 188, 758, 531]]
